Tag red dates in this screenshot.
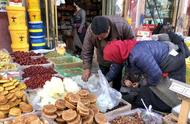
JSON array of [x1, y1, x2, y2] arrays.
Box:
[[11, 51, 47, 65], [25, 73, 53, 89], [22, 66, 57, 78]]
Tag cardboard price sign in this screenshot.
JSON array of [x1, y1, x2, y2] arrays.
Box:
[[169, 79, 190, 124], [169, 79, 190, 98], [0, 0, 7, 12]]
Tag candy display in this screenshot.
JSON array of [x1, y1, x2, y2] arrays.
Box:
[[22, 66, 57, 78]]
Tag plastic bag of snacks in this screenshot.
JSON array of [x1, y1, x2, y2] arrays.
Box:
[[0, 63, 19, 73], [0, 49, 11, 64]]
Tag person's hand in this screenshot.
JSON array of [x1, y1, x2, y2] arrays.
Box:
[[124, 80, 139, 88], [132, 82, 139, 88], [78, 27, 82, 33], [124, 80, 133, 87], [82, 69, 91, 82]]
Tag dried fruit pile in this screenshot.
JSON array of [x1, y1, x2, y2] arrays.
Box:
[[22, 66, 57, 78], [13, 56, 48, 65], [11, 51, 41, 58], [24, 74, 54, 89], [11, 51, 48, 65], [110, 113, 144, 124]]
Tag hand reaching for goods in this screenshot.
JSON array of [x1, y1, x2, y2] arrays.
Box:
[[81, 69, 91, 82], [124, 80, 139, 88]]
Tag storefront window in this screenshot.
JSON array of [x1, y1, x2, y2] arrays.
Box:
[[144, 0, 174, 24]]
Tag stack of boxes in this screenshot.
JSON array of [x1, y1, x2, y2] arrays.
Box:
[[6, 5, 29, 52], [27, 0, 46, 50]]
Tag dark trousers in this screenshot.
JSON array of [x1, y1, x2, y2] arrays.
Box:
[[99, 65, 122, 91], [78, 32, 85, 44], [133, 86, 172, 113], [75, 29, 86, 55]]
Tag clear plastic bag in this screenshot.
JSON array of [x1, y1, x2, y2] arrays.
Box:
[[96, 70, 122, 112], [107, 108, 163, 124], [0, 49, 12, 64], [141, 109, 163, 124], [72, 70, 122, 112]]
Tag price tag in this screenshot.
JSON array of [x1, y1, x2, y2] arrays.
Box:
[[169, 79, 190, 98]]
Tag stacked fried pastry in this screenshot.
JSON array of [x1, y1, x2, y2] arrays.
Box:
[[10, 114, 48, 124], [0, 78, 32, 119], [42, 89, 108, 124]]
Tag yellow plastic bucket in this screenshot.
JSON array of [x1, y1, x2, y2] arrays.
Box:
[[186, 58, 190, 84], [9, 25, 29, 51], [28, 9, 41, 22], [11, 46, 29, 52], [6, 6, 26, 25], [27, 0, 40, 9]]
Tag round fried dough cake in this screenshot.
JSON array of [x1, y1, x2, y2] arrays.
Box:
[[62, 109, 77, 122]]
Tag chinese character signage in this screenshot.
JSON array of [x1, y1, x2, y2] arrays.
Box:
[[0, 0, 7, 12]]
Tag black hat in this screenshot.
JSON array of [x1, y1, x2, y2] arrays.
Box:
[[91, 16, 110, 35]]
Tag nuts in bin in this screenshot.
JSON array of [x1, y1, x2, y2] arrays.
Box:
[[110, 113, 144, 124]]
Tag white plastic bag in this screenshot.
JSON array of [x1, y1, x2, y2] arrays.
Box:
[[96, 70, 122, 112], [72, 70, 122, 112]]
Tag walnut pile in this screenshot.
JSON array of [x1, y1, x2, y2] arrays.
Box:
[[110, 113, 144, 124]]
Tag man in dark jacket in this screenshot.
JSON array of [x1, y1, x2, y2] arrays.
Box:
[[103, 39, 186, 112], [81, 16, 134, 91]]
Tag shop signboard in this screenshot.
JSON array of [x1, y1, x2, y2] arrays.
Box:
[[0, 0, 7, 12]]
